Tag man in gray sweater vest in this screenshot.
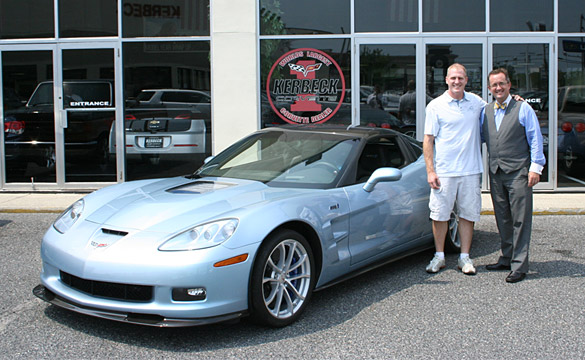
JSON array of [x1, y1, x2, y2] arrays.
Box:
[[481, 68, 546, 283]]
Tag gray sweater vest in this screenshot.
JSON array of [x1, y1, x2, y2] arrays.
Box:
[[483, 99, 531, 174]]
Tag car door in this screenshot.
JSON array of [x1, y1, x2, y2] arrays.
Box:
[[345, 135, 431, 266]]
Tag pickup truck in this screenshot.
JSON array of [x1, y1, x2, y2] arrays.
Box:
[[4, 80, 114, 168]]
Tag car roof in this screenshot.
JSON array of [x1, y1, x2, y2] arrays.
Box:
[[261, 124, 404, 139], [37, 80, 113, 84], [141, 89, 209, 93]]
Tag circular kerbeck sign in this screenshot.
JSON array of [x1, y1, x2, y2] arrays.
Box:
[[266, 48, 346, 125]]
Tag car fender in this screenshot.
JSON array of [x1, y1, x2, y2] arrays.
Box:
[[221, 188, 352, 285]]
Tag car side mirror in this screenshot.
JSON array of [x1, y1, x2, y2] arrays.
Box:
[[362, 167, 402, 192], [203, 156, 214, 164]]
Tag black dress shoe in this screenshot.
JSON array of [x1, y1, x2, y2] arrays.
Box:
[[485, 263, 511, 271], [505, 271, 526, 283]]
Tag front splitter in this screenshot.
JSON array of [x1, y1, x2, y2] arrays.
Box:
[[33, 284, 246, 327]]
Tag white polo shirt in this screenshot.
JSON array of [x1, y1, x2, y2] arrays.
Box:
[[424, 91, 485, 177]]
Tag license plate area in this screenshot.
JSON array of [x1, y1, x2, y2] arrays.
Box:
[[145, 137, 163, 148]]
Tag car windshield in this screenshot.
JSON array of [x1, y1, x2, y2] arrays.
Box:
[[136, 91, 156, 101], [194, 130, 360, 188], [27, 83, 53, 107]]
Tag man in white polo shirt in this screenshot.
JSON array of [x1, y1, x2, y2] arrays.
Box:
[[423, 63, 484, 275]]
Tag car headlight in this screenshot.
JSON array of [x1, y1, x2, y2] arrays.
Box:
[[158, 219, 239, 251], [53, 199, 84, 234]]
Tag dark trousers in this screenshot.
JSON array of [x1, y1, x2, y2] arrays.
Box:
[[489, 168, 533, 273]]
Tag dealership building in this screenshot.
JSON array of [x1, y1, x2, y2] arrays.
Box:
[[1, 0, 585, 192]]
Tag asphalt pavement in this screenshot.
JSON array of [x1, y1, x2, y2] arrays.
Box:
[[0, 191, 584, 215], [1, 213, 584, 358]]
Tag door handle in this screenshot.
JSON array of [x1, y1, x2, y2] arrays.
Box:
[[61, 110, 68, 129]]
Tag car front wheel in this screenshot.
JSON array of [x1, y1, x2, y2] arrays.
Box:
[[250, 229, 315, 327], [444, 209, 461, 253]]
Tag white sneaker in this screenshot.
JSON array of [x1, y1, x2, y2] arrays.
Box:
[[458, 257, 476, 275], [426, 255, 446, 273]]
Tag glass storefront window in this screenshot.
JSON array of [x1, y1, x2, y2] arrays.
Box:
[[61, 48, 117, 182], [493, 43, 550, 183], [122, 0, 210, 37], [260, 0, 350, 35], [558, 37, 585, 187], [426, 44, 482, 98], [260, 39, 351, 127], [122, 41, 211, 181], [355, 0, 418, 33], [59, 0, 117, 38], [558, 0, 585, 33], [490, 0, 552, 32], [0, 0, 54, 39], [423, 0, 485, 32], [359, 44, 418, 136], [2, 51, 55, 183]]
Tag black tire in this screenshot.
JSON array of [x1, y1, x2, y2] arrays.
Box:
[[141, 154, 160, 165], [250, 229, 315, 327], [562, 146, 585, 176], [37, 145, 55, 169], [95, 136, 111, 168], [444, 210, 461, 253]]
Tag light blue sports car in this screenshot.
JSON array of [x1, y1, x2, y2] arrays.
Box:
[[34, 125, 460, 327]]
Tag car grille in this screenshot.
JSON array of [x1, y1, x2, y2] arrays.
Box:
[[60, 271, 153, 302]]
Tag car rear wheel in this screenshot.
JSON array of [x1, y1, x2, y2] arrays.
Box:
[[562, 146, 584, 176], [444, 209, 460, 253], [141, 154, 160, 165], [95, 136, 111, 169], [40, 146, 55, 168], [250, 229, 315, 327]]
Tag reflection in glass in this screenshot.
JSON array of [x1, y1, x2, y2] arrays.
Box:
[[2, 51, 55, 183], [59, 0, 117, 37], [0, 0, 54, 39], [123, 41, 211, 181], [558, 37, 585, 187], [260, 0, 350, 35], [423, 0, 485, 32], [260, 39, 351, 128], [355, 0, 417, 32], [490, 0, 552, 32], [493, 44, 549, 183], [122, 0, 210, 37], [359, 44, 419, 137], [61, 49, 116, 182], [426, 44, 482, 98], [558, 0, 585, 33]]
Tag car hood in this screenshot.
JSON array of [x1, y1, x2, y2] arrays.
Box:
[[84, 177, 306, 232]]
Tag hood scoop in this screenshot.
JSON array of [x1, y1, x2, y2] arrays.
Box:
[[166, 180, 236, 194], [101, 228, 129, 237]]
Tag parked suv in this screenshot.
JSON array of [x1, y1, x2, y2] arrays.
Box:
[[126, 88, 210, 123], [558, 85, 585, 175], [109, 89, 210, 164]]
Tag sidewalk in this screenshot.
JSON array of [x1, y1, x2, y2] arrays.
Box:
[[0, 193, 85, 213], [0, 191, 584, 215]]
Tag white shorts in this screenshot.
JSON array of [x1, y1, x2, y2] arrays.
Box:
[[429, 174, 481, 222]]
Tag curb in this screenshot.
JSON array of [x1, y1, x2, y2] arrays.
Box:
[[0, 209, 64, 214], [480, 210, 585, 216], [3, 209, 585, 215]]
